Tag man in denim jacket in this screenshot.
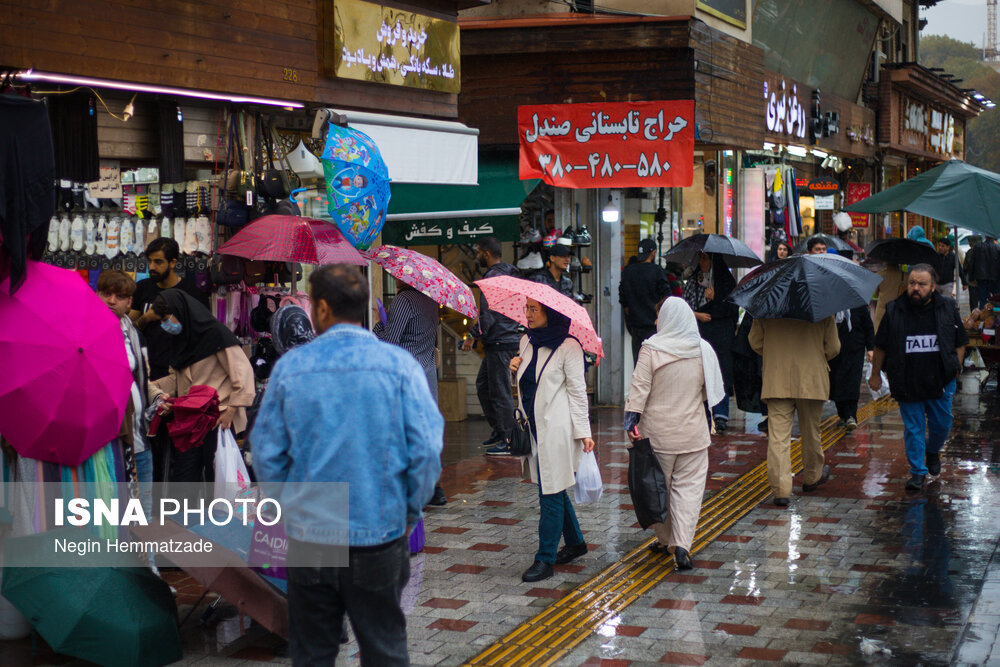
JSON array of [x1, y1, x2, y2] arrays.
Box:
[[252, 264, 444, 665]]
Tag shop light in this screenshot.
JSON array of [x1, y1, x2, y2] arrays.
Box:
[[17, 69, 305, 108], [763, 142, 775, 151], [786, 145, 808, 158], [811, 149, 828, 159], [602, 195, 620, 224]]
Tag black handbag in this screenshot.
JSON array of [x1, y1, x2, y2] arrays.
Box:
[[627, 438, 669, 529], [210, 254, 244, 285], [217, 198, 249, 228], [506, 348, 555, 456]]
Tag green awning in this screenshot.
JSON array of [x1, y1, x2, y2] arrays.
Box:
[[383, 156, 539, 245]]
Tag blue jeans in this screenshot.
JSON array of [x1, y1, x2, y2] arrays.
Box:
[[712, 393, 730, 420], [536, 470, 584, 564], [898, 379, 956, 476]]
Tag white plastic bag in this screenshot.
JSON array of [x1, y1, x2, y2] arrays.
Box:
[[863, 361, 891, 400], [214, 429, 251, 503], [574, 450, 603, 504]]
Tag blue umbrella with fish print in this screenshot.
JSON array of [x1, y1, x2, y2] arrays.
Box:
[[321, 124, 391, 250]]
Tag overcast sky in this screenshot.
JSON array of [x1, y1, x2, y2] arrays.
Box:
[[922, 0, 988, 47]]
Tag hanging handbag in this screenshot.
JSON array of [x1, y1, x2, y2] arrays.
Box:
[[256, 115, 291, 199], [210, 254, 244, 286], [224, 113, 252, 197], [217, 199, 249, 228], [506, 348, 555, 456]]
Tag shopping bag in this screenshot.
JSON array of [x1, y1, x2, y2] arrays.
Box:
[[863, 361, 891, 400], [248, 519, 288, 580], [627, 439, 668, 529], [573, 450, 603, 504], [214, 429, 251, 503]]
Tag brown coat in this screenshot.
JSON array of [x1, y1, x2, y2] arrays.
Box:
[[749, 317, 841, 401], [625, 350, 710, 455], [153, 346, 256, 433]]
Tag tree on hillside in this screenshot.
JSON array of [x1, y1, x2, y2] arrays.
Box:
[[920, 35, 980, 69]]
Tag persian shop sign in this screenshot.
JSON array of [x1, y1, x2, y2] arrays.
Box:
[[518, 101, 695, 188], [764, 79, 807, 139], [333, 0, 460, 94]]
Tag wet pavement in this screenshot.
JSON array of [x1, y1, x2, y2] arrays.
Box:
[[2, 383, 999, 666]]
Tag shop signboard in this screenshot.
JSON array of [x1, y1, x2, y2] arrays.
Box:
[[808, 177, 839, 194], [697, 0, 747, 29], [517, 101, 695, 188], [333, 0, 460, 94], [846, 182, 871, 228], [900, 96, 956, 157], [813, 195, 835, 210], [383, 217, 518, 246]]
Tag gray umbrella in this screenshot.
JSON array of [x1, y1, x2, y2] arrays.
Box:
[[729, 253, 883, 322], [662, 233, 763, 268]]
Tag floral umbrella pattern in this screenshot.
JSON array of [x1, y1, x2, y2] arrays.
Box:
[[321, 124, 392, 251], [365, 245, 479, 319]]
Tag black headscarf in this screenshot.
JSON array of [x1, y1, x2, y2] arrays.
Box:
[[526, 304, 573, 350], [159, 288, 241, 370], [271, 305, 315, 356]]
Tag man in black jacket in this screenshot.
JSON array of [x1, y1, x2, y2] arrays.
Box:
[[620, 238, 672, 364], [965, 236, 1000, 308], [529, 241, 574, 297], [869, 264, 968, 491], [934, 236, 965, 298], [463, 237, 522, 454]]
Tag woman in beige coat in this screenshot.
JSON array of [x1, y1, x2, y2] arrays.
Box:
[[624, 297, 725, 569], [510, 298, 595, 583]]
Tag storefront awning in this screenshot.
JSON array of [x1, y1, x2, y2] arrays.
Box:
[[313, 108, 478, 185], [381, 156, 539, 245]]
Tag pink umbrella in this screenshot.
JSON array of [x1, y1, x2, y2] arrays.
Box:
[[217, 215, 365, 265], [364, 245, 478, 319], [474, 275, 603, 360], [0, 261, 132, 466]]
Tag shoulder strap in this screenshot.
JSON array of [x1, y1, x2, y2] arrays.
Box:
[[534, 345, 556, 381]]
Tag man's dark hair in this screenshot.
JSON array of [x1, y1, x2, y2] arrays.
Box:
[[806, 236, 827, 252], [477, 236, 503, 258], [145, 237, 180, 262], [309, 264, 369, 323], [97, 270, 136, 298], [909, 263, 939, 283], [935, 236, 952, 247]]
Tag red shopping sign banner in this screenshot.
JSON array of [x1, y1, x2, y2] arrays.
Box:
[[518, 101, 695, 188], [847, 183, 872, 228]]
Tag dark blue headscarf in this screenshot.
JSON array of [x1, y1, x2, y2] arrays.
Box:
[[526, 304, 572, 350]]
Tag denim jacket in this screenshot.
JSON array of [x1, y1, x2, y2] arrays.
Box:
[[251, 324, 443, 547]]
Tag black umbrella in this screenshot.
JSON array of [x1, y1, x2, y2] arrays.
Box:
[[792, 234, 853, 254], [863, 238, 939, 267], [729, 254, 883, 322], [662, 233, 763, 268]]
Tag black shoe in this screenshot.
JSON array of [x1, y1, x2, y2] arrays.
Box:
[[482, 432, 503, 447], [554, 543, 587, 565], [427, 486, 447, 507], [926, 452, 941, 476], [905, 474, 926, 491], [714, 417, 728, 434], [521, 560, 554, 582], [802, 465, 830, 493], [485, 443, 512, 456], [773, 497, 790, 507], [674, 547, 694, 570], [757, 418, 768, 434]]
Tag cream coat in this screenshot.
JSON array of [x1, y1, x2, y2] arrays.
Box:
[[749, 316, 841, 401], [516, 335, 592, 495], [625, 351, 710, 455]]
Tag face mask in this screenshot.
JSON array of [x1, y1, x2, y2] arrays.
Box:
[[160, 319, 183, 335]]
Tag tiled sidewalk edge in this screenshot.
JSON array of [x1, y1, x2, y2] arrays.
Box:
[[953, 531, 1000, 665]]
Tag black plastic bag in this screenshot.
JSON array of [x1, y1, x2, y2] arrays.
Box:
[[627, 439, 669, 529]]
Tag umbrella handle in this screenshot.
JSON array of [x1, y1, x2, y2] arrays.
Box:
[[290, 188, 307, 204]]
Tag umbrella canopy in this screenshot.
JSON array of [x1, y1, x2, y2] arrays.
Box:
[[0, 261, 132, 466], [322, 124, 391, 250], [843, 159, 1000, 238], [864, 238, 939, 267], [662, 233, 763, 268], [729, 253, 883, 322], [2, 531, 182, 667], [792, 233, 854, 254], [217, 215, 365, 265], [474, 275, 603, 359], [364, 245, 478, 319]]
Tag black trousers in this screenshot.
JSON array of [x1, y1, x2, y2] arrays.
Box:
[[476, 348, 517, 438], [169, 428, 218, 504], [836, 400, 859, 421], [630, 326, 656, 365], [288, 537, 410, 667]]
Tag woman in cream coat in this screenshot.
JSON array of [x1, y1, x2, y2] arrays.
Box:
[[624, 297, 724, 570], [510, 298, 595, 583]]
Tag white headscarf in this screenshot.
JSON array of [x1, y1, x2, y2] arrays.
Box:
[[641, 297, 726, 407]]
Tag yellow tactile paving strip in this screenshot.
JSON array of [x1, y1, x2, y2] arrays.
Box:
[[465, 396, 898, 667]]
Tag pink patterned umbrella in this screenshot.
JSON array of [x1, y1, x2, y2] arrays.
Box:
[[0, 261, 132, 466], [363, 245, 478, 319], [217, 215, 365, 265], [474, 275, 603, 360]]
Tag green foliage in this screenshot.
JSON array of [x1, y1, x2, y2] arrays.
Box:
[[920, 35, 1000, 172]]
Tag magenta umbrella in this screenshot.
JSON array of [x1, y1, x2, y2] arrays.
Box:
[[364, 245, 478, 319], [0, 261, 132, 466], [474, 275, 603, 360]]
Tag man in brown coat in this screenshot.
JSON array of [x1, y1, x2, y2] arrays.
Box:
[[749, 316, 841, 506]]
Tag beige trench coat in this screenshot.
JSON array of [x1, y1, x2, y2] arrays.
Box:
[[516, 335, 592, 495], [624, 351, 710, 455], [749, 316, 841, 401], [153, 345, 256, 433]]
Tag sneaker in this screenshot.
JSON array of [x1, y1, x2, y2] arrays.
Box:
[[569, 254, 582, 273], [905, 473, 926, 491], [575, 226, 592, 246], [926, 452, 941, 476], [542, 228, 561, 248], [714, 417, 728, 434], [520, 227, 542, 244], [485, 443, 512, 456], [518, 251, 544, 270], [581, 256, 592, 268], [560, 227, 577, 245], [845, 417, 857, 431], [482, 432, 503, 447]]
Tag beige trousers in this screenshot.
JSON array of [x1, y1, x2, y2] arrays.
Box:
[[649, 447, 709, 552], [766, 398, 825, 498]]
